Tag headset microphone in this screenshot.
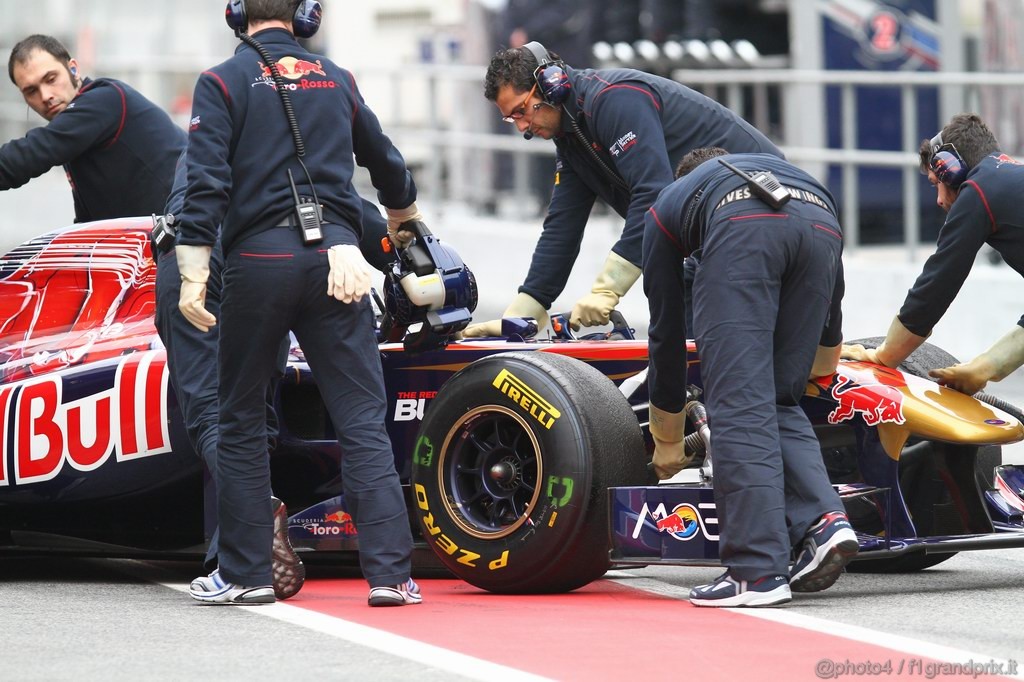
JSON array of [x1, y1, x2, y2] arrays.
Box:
[[523, 131, 534, 141]]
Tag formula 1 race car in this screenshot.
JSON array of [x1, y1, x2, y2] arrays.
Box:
[[2, 218, 1024, 596]]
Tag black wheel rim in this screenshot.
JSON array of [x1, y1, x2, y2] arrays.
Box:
[[439, 405, 543, 539]]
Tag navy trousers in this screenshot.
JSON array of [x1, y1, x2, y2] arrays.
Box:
[[216, 223, 411, 588], [692, 199, 845, 579], [155, 247, 224, 568]]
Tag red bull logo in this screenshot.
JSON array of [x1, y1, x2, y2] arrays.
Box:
[[995, 153, 1022, 167], [0, 351, 171, 487], [324, 510, 351, 524], [655, 504, 700, 539], [827, 371, 906, 426]]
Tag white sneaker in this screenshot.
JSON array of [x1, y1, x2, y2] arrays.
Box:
[[190, 568, 275, 605], [368, 578, 422, 607]]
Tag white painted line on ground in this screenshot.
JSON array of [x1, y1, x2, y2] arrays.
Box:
[[147, 572, 551, 682], [609, 571, 1024, 680]]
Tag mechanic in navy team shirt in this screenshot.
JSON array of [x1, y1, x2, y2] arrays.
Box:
[[843, 113, 1024, 395], [643, 148, 856, 607], [175, 0, 422, 606], [463, 43, 783, 337], [1, 34, 184, 221], [155, 150, 397, 602]]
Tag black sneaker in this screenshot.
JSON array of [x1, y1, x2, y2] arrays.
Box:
[[271, 496, 306, 600], [689, 572, 791, 607], [789, 511, 859, 593]]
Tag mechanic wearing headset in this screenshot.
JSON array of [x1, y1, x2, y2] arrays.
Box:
[[463, 43, 783, 337], [844, 113, 1024, 394], [1, 34, 184, 221], [644, 147, 856, 607], [175, 0, 422, 606], [156, 150, 310, 602], [155, 151, 398, 602]]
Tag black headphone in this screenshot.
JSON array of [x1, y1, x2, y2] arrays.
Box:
[[225, 0, 322, 39], [521, 41, 571, 106], [928, 131, 968, 190]]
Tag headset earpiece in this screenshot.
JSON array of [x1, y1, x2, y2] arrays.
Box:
[[224, 0, 321, 38], [931, 149, 967, 190], [292, 0, 322, 39], [69, 65, 77, 77], [521, 41, 571, 106], [225, 0, 247, 32]]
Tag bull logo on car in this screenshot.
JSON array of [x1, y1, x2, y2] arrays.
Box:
[[827, 370, 906, 426]]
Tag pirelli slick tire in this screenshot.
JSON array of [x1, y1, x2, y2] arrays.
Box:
[[411, 351, 648, 594]]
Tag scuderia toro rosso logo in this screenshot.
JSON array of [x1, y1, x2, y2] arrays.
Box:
[[253, 56, 337, 90]]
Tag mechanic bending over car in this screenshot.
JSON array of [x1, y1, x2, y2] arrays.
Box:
[[175, 0, 423, 607], [643, 147, 856, 607], [463, 42, 782, 337], [843, 113, 1024, 395], [1, 34, 184, 221]]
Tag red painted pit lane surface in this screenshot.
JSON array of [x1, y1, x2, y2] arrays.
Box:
[[287, 578, 998, 681]]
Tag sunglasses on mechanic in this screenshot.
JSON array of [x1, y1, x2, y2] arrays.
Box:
[[501, 82, 542, 123]]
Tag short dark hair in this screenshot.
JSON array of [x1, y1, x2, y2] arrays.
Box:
[[919, 113, 1000, 174], [245, 0, 298, 25], [8, 34, 71, 84], [484, 46, 561, 101], [675, 147, 729, 179]]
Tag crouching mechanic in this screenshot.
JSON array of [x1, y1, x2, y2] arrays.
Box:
[[175, 0, 421, 606], [843, 113, 1024, 394], [643, 148, 856, 607], [463, 42, 782, 337], [1, 34, 184, 220]]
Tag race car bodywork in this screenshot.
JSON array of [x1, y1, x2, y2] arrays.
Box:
[[3, 220, 1024, 596]]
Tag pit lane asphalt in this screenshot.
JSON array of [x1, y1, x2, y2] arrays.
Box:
[[2, 550, 1022, 681]]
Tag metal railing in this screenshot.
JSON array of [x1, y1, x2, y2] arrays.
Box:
[[351, 63, 1024, 257]]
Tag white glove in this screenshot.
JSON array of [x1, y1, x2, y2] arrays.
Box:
[[841, 316, 928, 368], [326, 245, 373, 303], [462, 292, 549, 338], [929, 326, 1024, 395], [175, 245, 216, 332], [570, 252, 642, 330], [385, 202, 423, 249], [649, 404, 692, 480]]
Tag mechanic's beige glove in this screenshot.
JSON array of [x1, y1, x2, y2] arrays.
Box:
[[384, 202, 422, 249], [570, 252, 642, 330], [841, 316, 928, 368], [176, 244, 216, 332], [809, 344, 842, 378], [649, 404, 692, 480], [327, 245, 373, 304], [929, 326, 1024, 395], [462, 292, 549, 338]]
